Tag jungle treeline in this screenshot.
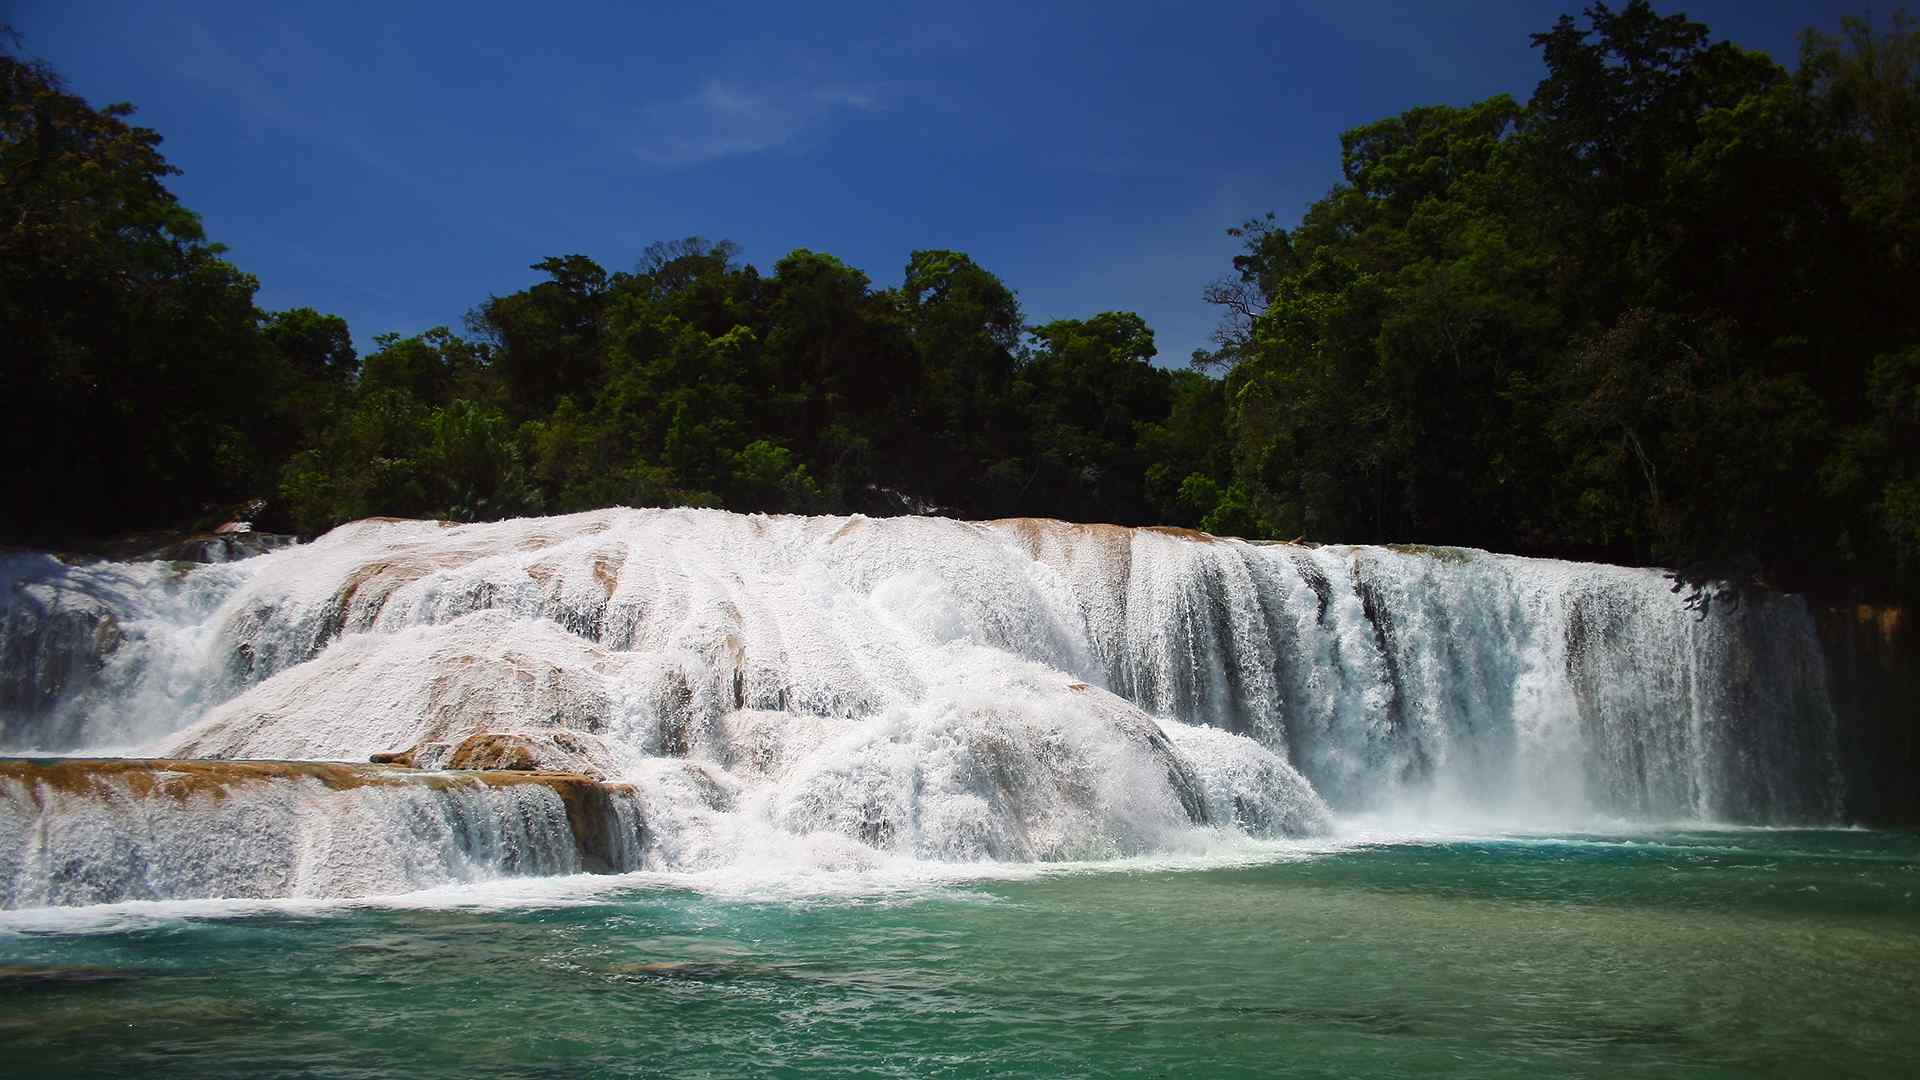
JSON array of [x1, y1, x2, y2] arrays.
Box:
[[4, 3, 1916, 603]]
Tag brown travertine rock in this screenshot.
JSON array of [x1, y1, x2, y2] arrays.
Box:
[[402, 729, 624, 778], [448, 732, 543, 771]]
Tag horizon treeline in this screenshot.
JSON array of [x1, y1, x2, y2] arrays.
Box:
[[3, 2, 1916, 604]]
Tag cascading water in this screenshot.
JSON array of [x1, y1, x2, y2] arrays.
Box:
[[0, 759, 645, 907], [0, 553, 254, 752], [0, 508, 1845, 908]]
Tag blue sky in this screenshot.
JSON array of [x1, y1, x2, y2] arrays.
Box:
[[14, 1, 1844, 365]]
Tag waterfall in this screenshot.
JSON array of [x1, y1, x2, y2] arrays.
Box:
[[0, 509, 1847, 906], [0, 759, 646, 907], [0, 552, 257, 752]]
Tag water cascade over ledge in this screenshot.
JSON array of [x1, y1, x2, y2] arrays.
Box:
[[0, 758, 644, 908], [0, 509, 1846, 907]]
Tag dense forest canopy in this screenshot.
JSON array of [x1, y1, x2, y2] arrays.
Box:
[[3, 3, 1917, 604], [1195, 3, 1920, 603]]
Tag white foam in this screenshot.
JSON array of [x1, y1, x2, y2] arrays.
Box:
[[0, 831, 1368, 934]]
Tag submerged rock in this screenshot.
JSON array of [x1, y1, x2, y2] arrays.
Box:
[[0, 964, 142, 990]]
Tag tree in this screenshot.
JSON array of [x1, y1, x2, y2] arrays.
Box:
[[262, 308, 357, 382], [1193, 215, 1289, 373], [1197, 1, 1920, 602], [468, 255, 609, 418], [897, 250, 1025, 507], [1021, 312, 1169, 523], [1, 40, 288, 540]]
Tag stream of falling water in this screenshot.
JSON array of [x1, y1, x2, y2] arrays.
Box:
[[0, 509, 1846, 907]]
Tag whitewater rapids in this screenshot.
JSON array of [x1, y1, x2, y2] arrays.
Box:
[[0, 509, 1845, 906]]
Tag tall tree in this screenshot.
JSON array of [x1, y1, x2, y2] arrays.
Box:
[[2, 40, 284, 540], [468, 255, 609, 418]]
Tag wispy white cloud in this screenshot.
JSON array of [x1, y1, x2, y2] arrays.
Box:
[[629, 79, 891, 168]]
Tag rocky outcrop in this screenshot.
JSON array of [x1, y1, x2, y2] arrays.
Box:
[[136, 531, 298, 564], [0, 581, 123, 746], [1815, 605, 1920, 826], [394, 730, 628, 779]]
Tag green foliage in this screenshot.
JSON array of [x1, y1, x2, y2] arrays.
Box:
[[1175, 475, 1271, 539], [1016, 312, 1169, 522], [467, 255, 607, 417], [263, 308, 357, 383], [730, 440, 823, 513], [426, 400, 535, 523], [278, 389, 433, 532], [13, 3, 1920, 609], [1203, 1, 1920, 600], [259, 236, 1202, 535], [0, 42, 296, 540]]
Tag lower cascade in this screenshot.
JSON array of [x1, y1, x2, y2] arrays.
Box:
[[0, 759, 644, 908], [0, 508, 1847, 908]]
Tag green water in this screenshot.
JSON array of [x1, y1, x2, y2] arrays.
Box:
[[4, 830, 1918, 1078]]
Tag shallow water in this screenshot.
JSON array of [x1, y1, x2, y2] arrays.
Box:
[[4, 828, 1916, 1078]]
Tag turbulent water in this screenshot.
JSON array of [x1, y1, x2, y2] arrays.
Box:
[[0, 508, 1849, 907]]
